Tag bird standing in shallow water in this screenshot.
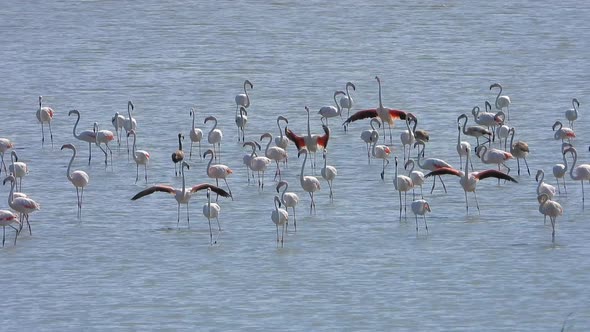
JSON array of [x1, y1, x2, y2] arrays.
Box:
[[171, 133, 185, 176]]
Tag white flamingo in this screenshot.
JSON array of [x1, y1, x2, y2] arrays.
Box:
[[563, 146, 590, 207], [360, 118, 381, 164], [93, 122, 115, 167], [405, 159, 425, 199], [414, 141, 453, 193], [202, 188, 222, 245], [235, 79, 253, 112], [393, 156, 413, 220], [456, 124, 473, 172], [260, 133, 287, 181], [205, 116, 223, 160], [537, 193, 563, 243], [411, 199, 431, 233], [61, 144, 90, 218], [243, 141, 271, 190], [276, 181, 299, 231], [271, 196, 288, 247], [318, 90, 346, 126], [189, 107, 203, 160], [68, 110, 97, 165], [536, 169, 557, 200], [3, 175, 40, 235], [0, 138, 13, 175], [204, 149, 233, 199], [131, 161, 230, 227], [0, 210, 20, 246], [552, 121, 575, 143], [36, 96, 55, 147], [508, 128, 530, 175], [475, 145, 513, 175], [565, 98, 580, 129], [123, 101, 137, 160], [127, 130, 150, 183], [111, 111, 126, 148], [9, 151, 28, 192], [370, 131, 391, 180], [495, 121, 511, 151], [340, 81, 356, 119], [400, 113, 416, 162], [553, 143, 572, 194], [297, 149, 321, 214], [275, 116, 290, 149], [321, 149, 337, 201], [235, 107, 248, 142], [490, 83, 511, 120], [242, 141, 257, 184]]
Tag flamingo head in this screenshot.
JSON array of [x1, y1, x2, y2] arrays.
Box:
[[128, 101, 134, 111], [347, 82, 356, 91], [485, 101, 492, 111], [245, 79, 253, 90], [239, 107, 248, 116], [297, 148, 308, 158], [489, 83, 502, 90], [537, 193, 549, 205], [178, 133, 184, 140], [60, 143, 75, 151], [189, 107, 194, 116], [552, 121, 562, 131], [260, 132, 272, 141], [204, 116, 216, 124], [277, 115, 288, 123], [68, 109, 79, 117], [3, 175, 15, 185], [424, 202, 431, 213], [182, 161, 190, 171], [535, 170, 543, 182], [127, 129, 136, 137], [276, 181, 287, 193]]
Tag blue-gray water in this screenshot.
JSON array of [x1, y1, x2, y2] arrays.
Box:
[[1, 1, 590, 330]]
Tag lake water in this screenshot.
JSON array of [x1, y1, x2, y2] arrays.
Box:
[[1, 1, 590, 330]]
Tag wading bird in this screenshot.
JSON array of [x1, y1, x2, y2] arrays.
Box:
[[37, 96, 55, 147], [189, 107, 203, 160], [276, 181, 299, 231], [286, 106, 330, 169], [68, 110, 97, 165], [61, 144, 90, 217], [171, 133, 185, 176], [127, 130, 150, 183]]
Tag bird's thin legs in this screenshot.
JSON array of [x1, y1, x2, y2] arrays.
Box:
[[398, 189, 403, 220], [88, 142, 92, 165], [424, 215, 428, 232], [223, 178, 233, 201], [176, 203, 181, 228], [439, 176, 448, 193], [474, 191, 481, 214], [144, 164, 148, 183], [186, 203, 190, 228], [328, 180, 334, 201], [292, 207, 297, 231], [208, 216, 213, 245], [48, 122, 54, 148], [136, 164, 140, 183]]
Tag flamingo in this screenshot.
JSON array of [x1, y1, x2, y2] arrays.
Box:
[[425, 147, 517, 214], [68, 110, 96, 165], [131, 161, 230, 227], [508, 128, 530, 175], [563, 146, 590, 206], [189, 107, 203, 160], [342, 76, 407, 143], [475, 145, 513, 175], [565, 98, 580, 129], [405, 159, 425, 199], [9, 151, 28, 192], [456, 124, 473, 172], [537, 193, 563, 243], [204, 116, 223, 160], [275, 116, 290, 149], [276, 181, 299, 231], [360, 118, 381, 164], [393, 156, 413, 220], [235, 79, 253, 112], [0, 138, 13, 175], [127, 130, 150, 183], [552, 121, 575, 143], [3, 175, 40, 235], [536, 169, 557, 212], [202, 188, 223, 245], [204, 149, 233, 199], [370, 131, 391, 180], [490, 83, 511, 120], [318, 90, 346, 126], [297, 149, 321, 214], [494, 118, 511, 151], [171, 133, 185, 176], [93, 122, 115, 167], [414, 141, 453, 193], [235, 107, 248, 142], [123, 101, 137, 160], [61, 144, 90, 217], [242, 141, 257, 184], [271, 195, 288, 247], [260, 133, 287, 181], [243, 142, 271, 189], [408, 114, 429, 146], [111, 111, 125, 149], [0, 210, 20, 246], [321, 149, 337, 201], [411, 199, 431, 233], [553, 143, 572, 194], [400, 113, 416, 162], [285, 106, 330, 169], [472, 104, 503, 141], [339, 81, 356, 119], [36, 96, 55, 147], [457, 113, 492, 147]]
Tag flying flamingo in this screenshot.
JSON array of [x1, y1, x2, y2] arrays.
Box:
[[535, 169, 557, 204], [131, 161, 230, 227], [342, 76, 407, 143], [400, 113, 416, 162], [552, 121, 575, 143], [508, 128, 530, 175], [204, 116, 223, 160], [204, 149, 233, 199], [411, 199, 431, 233], [68, 110, 97, 165], [202, 187, 223, 245], [425, 147, 517, 214], [271, 195, 288, 247], [3, 175, 40, 235], [321, 149, 337, 201], [111, 111, 125, 149], [405, 159, 425, 199], [318, 90, 346, 126], [553, 143, 572, 194], [0, 210, 20, 246], [490, 83, 511, 120], [127, 130, 150, 183], [37, 96, 55, 147], [297, 149, 321, 214], [9, 151, 28, 192], [360, 118, 381, 164], [370, 131, 391, 180], [260, 133, 287, 181], [189, 107, 203, 160], [414, 141, 453, 193], [123, 101, 137, 160], [276, 181, 299, 231], [93, 122, 115, 167], [565, 98, 580, 129], [243, 141, 271, 189], [393, 156, 413, 220], [285, 106, 330, 169], [456, 124, 473, 172], [235, 107, 248, 142], [563, 146, 590, 207], [457, 113, 492, 147], [235, 79, 253, 113], [0, 138, 13, 175], [171, 133, 185, 176], [61, 144, 90, 217], [537, 193, 563, 243], [339, 81, 356, 119]]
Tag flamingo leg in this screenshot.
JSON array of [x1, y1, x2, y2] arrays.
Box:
[[2, 226, 5, 246], [398, 189, 402, 220], [292, 207, 297, 232], [186, 203, 190, 228], [424, 215, 428, 232], [48, 121, 54, 147], [582, 181, 585, 208], [430, 176, 437, 194], [281, 223, 285, 247], [144, 164, 148, 183], [459, 154, 463, 171], [464, 190, 469, 214], [136, 164, 140, 183], [439, 176, 448, 193], [76, 187, 81, 217], [223, 178, 233, 200], [474, 190, 481, 214], [551, 216, 556, 242], [517, 158, 521, 175], [81, 187, 85, 216], [198, 141, 202, 160], [208, 216, 213, 245], [26, 214, 31, 235], [126, 134, 130, 161], [415, 214, 419, 232], [404, 191, 407, 219], [177, 202, 181, 228], [88, 142, 92, 165], [276, 224, 279, 245], [10, 224, 18, 245], [523, 157, 530, 176], [328, 180, 334, 201]]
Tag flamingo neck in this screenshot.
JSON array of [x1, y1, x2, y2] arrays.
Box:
[[243, 83, 250, 109], [178, 135, 183, 151], [279, 183, 287, 202], [181, 164, 187, 192], [334, 93, 341, 115], [277, 119, 284, 140], [132, 134, 138, 161], [264, 137, 271, 156], [206, 152, 214, 176], [7, 179, 14, 208], [66, 149, 75, 182], [377, 78, 383, 109], [416, 144, 425, 168], [459, 116, 468, 135], [72, 113, 81, 138], [300, 152, 307, 183], [479, 146, 489, 163], [306, 110, 311, 137], [192, 111, 196, 130], [569, 150, 578, 179], [536, 171, 544, 193], [393, 160, 399, 190], [495, 86, 503, 109]]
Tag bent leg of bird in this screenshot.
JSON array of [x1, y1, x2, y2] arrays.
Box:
[[107, 145, 113, 166], [26, 214, 31, 235], [98, 143, 108, 166], [224, 178, 233, 201], [10, 224, 18, 245], [328, 181, 333, 201], [439, 176, 448, 193], [430, 176, 437, 194], [470, 158, 474, 172], [523, 157, 530, 176]]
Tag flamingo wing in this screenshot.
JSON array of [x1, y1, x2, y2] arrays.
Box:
[[343, 109, 378, 125], [317, 125, 330, 149], [190, 183, 231, 198], [285, 128, 305, 151], [475, 170, 518, 183], [424, 167, 462, 178], [387, 109, 407, 121], [131, 185, 175, 200]]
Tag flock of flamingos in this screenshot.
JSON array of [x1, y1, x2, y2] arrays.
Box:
[[0, 76, 585, 247]]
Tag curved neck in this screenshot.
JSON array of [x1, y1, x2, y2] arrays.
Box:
[[478, 146, 489, 163], [562, 148, 569, 171], [209, 118, 218, 132], [509, 129, 515, 148], [459, 116, 469, 135], [573, 99, 579, 112], [407, 160, 415, 173], [370, 119, 379, 131], [371, 137, 378, 157], [131, 133, 138, 159], [405, 117, 414, 138], [536, 170, 545, 193], [277, 118, 284, 139], [243, 82, 251, 108], [416, 144, 425, 168], [334, 92, 341, 113], [494, 86, 502, 109], [274, 196, 280, 211], [66, 149, 75, 182], [345, 83, 353, 98], [569, 150, 578, 178], [72, 112, 81, 138], [279, 183, 287, 202], [472, 106, 480, 118], [206, 152, 214, 176], [128, 102, 133, 119], [300, 152, 307, 182], [178, 135, 183, 150], [7, 179, 15, 207], [264, 137, 272, 155]]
